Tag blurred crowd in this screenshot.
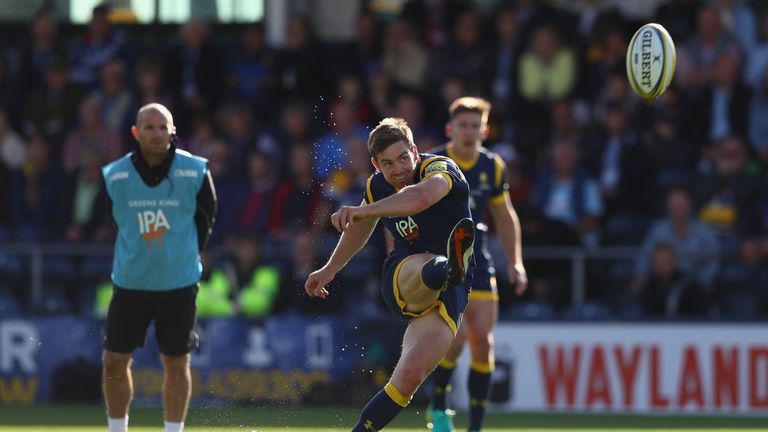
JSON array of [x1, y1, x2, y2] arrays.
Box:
[[1, 0, 768, 321]]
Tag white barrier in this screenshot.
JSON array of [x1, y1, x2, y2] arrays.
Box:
[[448, 323, 768, 415]]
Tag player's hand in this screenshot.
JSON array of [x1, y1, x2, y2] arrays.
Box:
[[330, 206, 363, 232], [508, 263, 528, 296], [304, 267, 335, 298]]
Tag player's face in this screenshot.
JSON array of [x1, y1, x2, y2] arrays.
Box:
[[447, 111, 487, 152], [132, 111, 174, 160], [372, 140, 419, 189]]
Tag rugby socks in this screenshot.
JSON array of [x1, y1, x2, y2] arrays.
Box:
[[468, 360, 494, 432], [164, 421, 184, 432], [352, 381, 410, 431], [420, 256, 449, 291], [107, 416, 128, 432], [431, 358, 457, 410]]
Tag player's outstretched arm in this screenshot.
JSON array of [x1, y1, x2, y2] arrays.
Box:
[[489, 192, 528, 295], [359, 174, 451, 219], [305, 202, 379, 298]]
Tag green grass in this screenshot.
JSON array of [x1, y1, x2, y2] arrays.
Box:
[[0, 404, 767, 431]]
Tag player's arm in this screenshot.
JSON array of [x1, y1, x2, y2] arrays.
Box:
[[356, 174, 451, 220], [488, 193, 527, 295], [305, 200, 379, 298], [489, 155, 528, 295]]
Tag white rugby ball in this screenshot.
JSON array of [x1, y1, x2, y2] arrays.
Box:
[[626, 23, 676, 99]]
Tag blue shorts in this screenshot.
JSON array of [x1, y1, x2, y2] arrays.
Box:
[[381, 253, 473, 335], [469, 252, 498, 302]]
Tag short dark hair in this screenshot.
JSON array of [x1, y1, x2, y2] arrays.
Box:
[[367, 117, 415, 160], [449, 97, 491, 124]]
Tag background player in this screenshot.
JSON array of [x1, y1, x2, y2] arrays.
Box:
[[428, 97, 527, 432], [305, 117, 475, 431], [101, 103, 217, 432]]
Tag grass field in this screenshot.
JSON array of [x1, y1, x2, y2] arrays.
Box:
[[1, 405, 767, 431]]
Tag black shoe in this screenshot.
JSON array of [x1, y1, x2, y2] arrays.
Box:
[[444, 218, 475, 289]]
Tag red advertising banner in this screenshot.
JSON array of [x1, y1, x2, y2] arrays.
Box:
[[448, 323, 768, 414]]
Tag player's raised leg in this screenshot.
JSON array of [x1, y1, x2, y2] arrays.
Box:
[[420, 218, 476, 292], [103, 350, 133, 432], [352, 309, 454, 431]]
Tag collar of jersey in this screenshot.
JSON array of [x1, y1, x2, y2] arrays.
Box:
[[447, 143, 479, 171]]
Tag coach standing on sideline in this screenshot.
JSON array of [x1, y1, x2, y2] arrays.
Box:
[[101, 103, 216, 432]]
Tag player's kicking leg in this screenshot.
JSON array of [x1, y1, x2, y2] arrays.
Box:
[[420, 218, 475, 292], [352, 308, 454, 431], [429, 297, 498, 432]]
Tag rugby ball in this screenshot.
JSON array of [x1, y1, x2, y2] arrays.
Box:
[[626, 23, 676, 99]]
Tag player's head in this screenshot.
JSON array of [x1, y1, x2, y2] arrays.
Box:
[[132, 103, 176, 159], [446, 96, 490, 151], [368, 117, 419, 189]]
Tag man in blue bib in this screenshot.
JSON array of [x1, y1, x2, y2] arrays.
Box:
[[101, 103, 216, 432], [305, 118, 476, 431]]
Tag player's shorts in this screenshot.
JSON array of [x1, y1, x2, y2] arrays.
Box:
[[381, 253, 473, 336], [469, 251, 498, 302], [104, 284, 199, 356]]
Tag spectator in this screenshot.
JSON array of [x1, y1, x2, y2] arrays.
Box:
[[434, 9, 489, 95], [689, 54, 751, 145], [225, 22, 275, 119], [180, 114, 221, 160], [634, 243, 709, 318], [269, 144, 331, 239], [334, 12, 382, 80], [17, 8, 66, 97], [61, 151, 112, 244], [272, 15, 328, 101], [132, 56, 174, 112], [7, 134, 66, 242], [92, 59, 134, 135], [276, 101, 317, 154], [235, 151, 278, 236], [313, 101, 368, 181], [227, 236, 283, 317], [634, 186, 720, 291], [713, 0, 757, 54], [196, 251, 235, 317], [531, 140, 603, 247], [382, 20, 429, 91], [518, 25, 577, 103], [218, 102, 279, 177], [69, 5, 127, 88], [677, 6, 741, 92], [585, 103, 658, 219], [61, 95, 124, 174], [205, 141, 239, 244], [486, 6, 522, 125], [393, 92, 440, 151], [165, 20, 223, 127], [22, 55, 86, 151], [695, 136, 763, 257]]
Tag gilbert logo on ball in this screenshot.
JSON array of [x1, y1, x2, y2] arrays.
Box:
[[626, 23, 676, 99]]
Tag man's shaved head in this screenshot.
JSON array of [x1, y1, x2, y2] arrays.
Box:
[[136, 103, 175, 132]]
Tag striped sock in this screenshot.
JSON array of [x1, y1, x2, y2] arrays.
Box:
[[468, 360, 494, 431], [420, 256, 449, 291], [430, 358, 457, 410], [352, 382, 410, 431]]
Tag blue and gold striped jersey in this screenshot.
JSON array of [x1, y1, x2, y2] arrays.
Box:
[[364, 153, 472, 256], [432, 144, 509, 228]]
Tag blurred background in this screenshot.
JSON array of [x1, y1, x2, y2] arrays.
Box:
[[0, 0, 767, 418]]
